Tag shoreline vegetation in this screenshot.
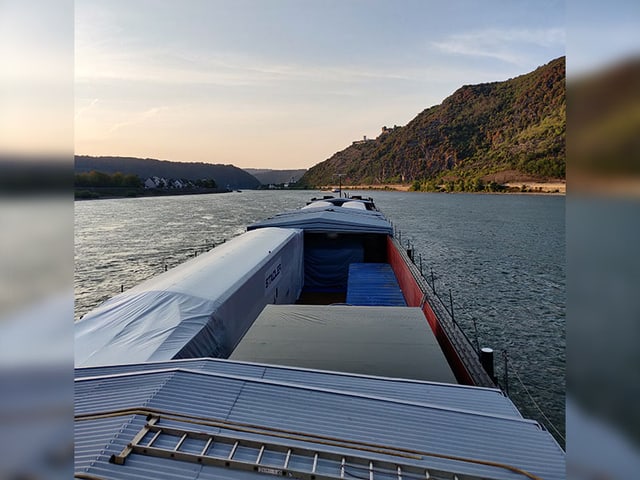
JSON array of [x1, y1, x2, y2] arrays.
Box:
[[322, 180, 566, 194], [75, 181, 565, 200], [74, 167, 565, 201], [74, 187, 231, 200], [74, 170, 228, 200]]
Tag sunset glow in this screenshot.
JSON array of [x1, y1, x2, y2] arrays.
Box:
[[75, 1, 565, 169]]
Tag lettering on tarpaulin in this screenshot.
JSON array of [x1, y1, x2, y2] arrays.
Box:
[[265, 259, 282, 290]]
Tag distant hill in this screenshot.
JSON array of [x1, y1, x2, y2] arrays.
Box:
[[243, 168, 307, 185], [300, 57, 565, 190], [75, 155, 261, 189]]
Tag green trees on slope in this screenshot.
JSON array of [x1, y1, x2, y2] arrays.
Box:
[[75, 171, 142, 188], [300, 57, 566, 188]]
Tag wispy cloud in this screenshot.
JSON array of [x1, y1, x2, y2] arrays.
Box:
[[75, 43, 421, 89], [432, 28, 565, 66], [108, 106, 167, 134], [75, 98, 99, 120]]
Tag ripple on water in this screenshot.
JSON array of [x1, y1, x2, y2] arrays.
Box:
[[75, 190, 565, 443]]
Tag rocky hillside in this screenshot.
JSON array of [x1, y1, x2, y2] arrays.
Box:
[[75, 155, 261, 189], [300, 57, 565, 190]]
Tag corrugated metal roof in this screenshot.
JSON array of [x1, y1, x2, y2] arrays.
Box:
[[75, 358, 521, 418], [75, 364, 565, 480], [346, 263, 407, 306]]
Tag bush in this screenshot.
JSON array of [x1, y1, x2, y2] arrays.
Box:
[[75, 190, 100, 199]]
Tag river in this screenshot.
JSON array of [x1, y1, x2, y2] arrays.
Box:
[[75, 190, 565, 443]]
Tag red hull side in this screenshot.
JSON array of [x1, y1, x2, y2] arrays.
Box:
[[386, 236, 474, 385]]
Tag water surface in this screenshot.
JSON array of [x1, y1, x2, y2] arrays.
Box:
[[75, 190, 565, 442]]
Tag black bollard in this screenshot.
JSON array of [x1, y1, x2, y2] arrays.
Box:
[[480, 347, 495, 379]]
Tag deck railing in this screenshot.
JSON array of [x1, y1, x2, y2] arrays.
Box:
[[389, 235, 495, 388]]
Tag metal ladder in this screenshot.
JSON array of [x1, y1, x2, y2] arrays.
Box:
[[110, 416, 481, 480]]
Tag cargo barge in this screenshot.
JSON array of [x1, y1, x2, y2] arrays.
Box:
[[74, 195, 565, 480]]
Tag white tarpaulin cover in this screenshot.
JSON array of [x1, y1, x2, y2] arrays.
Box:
[[247, 206, 393, 234], [75, 227, 304, 367]]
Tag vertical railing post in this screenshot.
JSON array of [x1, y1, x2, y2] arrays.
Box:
[[430, 267, 435, 293], [449, 288, 455, 326], [472, 316, 480, 352], [503, 350, 509, 396]]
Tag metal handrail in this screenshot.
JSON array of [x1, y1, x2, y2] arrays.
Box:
[[391, 236, 494, 388]]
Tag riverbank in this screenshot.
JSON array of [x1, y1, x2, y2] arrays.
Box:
[[323, 182, 566, 194], [341, 184, 411, 191], [503, 181, 566, 193], [74, 187, 234, 200]]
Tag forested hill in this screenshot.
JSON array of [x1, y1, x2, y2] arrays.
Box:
[[75, 155, 261, 189], [300, 57, 565, 189], [243, 168, 307, 185]]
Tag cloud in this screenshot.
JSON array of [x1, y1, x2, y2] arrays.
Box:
[[75, 43, 416, 89], [432, 28, 565, 66], [108, 106, 167, 134], [74, 98, 99, 120]]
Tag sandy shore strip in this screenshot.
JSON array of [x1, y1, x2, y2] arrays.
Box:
[[341, 184, 412, 191], [326, 182, 566, 193], [504, 182, 566, 193]]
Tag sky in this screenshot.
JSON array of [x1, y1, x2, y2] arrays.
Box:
[[75, 0, 567, 170], [566, 0, 639, 76], [0, 0, 72, 157]]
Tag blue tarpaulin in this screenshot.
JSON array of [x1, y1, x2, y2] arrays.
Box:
[[346, 263, 407, 306]]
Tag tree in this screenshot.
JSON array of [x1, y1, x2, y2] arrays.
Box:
[[74, 170, 141, 188]]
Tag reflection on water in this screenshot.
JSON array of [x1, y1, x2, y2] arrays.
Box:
[[75, 190, 565, 442]]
